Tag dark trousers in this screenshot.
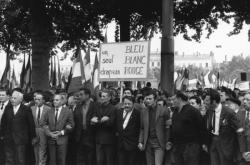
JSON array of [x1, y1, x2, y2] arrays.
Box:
[[96, 144, 115, 165], [117, 148, 138, 165], [210, 136, 234, 165], [173, 142, 200, 165], [145, 141, 165, 165], [4, 140, 26, 165], [66, 136, 77, 165], [0, 139, 5, 165], [48, 142, 67, 165], [76, 143, 95, 165]]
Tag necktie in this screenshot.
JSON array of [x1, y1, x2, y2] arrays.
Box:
[[212, 110, 216, 132], [37, 107, 41, 121], [0, 102, 4, 110], [55, 108, 59, 124], [246, 111, 250, 125], [123, 111, 128, 121], [82, 105, 87, 130], [123, 111, 129, 129]]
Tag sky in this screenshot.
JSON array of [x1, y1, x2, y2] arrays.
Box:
[[0, 20, 250, 75]]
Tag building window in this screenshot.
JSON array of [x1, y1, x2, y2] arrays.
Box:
[[206, 63, 208, 67], [158, 62, 160, 67]]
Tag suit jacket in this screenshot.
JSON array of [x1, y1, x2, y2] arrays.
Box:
[[0, 101, 11, 138], [31, 105, 51, 128], [116, 108, 141, 151], [237, 110, 250, 153], [93, 102, 116, 145], [31, 105, 50, 143], [41, 106, 74, 145], [207, 105, 240, 159], [139, 105, 170, 150], [1, 104, 36, 145], [74, 101, 97, 144]]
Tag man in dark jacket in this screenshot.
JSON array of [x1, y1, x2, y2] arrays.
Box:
[[74, 88, 97, 165], [116, 96, 140, 165], [1, 90, 36, 165], [207, 89, 242, 165], [91, 89, 116, 165], [170, 91, 207, 165]]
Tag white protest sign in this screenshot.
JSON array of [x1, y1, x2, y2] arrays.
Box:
[[98, 41, 150, 81]]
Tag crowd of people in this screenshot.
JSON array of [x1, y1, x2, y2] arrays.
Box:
[[0, 83, 249, 165]]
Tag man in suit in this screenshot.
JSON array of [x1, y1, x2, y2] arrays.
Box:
[[1, 90, 36, 165], [91, 89, 116, 165], [116, 96, 140, 165], [41, 94, 74, 165], [238, 93, 250, 165], [74, 88, 97, 165], [207, 89, 241, 165], [0, 88, 11, 164], [31, 92, 50, 165], [138, 90, 170, 165]]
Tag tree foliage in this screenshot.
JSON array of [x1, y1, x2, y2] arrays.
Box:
[[219, 55, 250, 82]]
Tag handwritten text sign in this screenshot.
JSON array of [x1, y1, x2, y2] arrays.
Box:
[[99, 41, 150, 81]]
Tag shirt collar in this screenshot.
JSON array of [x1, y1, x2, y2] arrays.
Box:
[[55, 106, 62, 112], [215, 103, 222, 113], [14, 104, 21, 110], [3, 100, 9, 106], [37, 105, 44, 110]]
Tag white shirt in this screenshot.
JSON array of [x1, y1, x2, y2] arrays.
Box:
[[0, 100, 9, 123], [13, 104, 21, 115], [36, 105, 44, 119], [123, 109, 133, 129], [55, 106, 62, 120], [246, 111, 250, 121], [213, 103, 222, 135]]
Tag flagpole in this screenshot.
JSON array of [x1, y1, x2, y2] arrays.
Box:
[[120, 81, 123, 103]]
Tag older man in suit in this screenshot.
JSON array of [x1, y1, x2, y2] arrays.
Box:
[[31, 92, 50, 165], [116, 96, 141, 165], [1, 90, 36, 165], [41, 94, 74, 165], [206, 89, 241, 165], [138, 90, 170, 165]]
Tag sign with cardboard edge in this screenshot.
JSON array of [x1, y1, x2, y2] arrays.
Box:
[[98, 40, 151, 82]]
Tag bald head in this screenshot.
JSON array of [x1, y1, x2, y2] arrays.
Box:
[[11, 91, 23, 106]]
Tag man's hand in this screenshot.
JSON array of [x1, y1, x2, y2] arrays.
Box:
[[90, 117, 98, 125], [50, 131, 60, 140], [202, 144, 208, 153], [138, 143, 144, 151], [65, 125, 72, 130], [166, 142, 172, 151], [32, 137, 39, 145], [101, 116, 110, 123]]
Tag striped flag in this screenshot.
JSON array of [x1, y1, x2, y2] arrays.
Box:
[[10, 67, 18, 90], [68, 45, 85, 93], [0, 54, 11, 88], [83, 47, 92, 83], [23, 54, 32, 92], [57, 56, 62, 88], [20, 54, 26, 88]]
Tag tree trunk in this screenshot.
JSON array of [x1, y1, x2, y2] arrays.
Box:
[[119, 8, 132, 88], [30, 0, 53, 90], [161, 0, 174, 95]]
